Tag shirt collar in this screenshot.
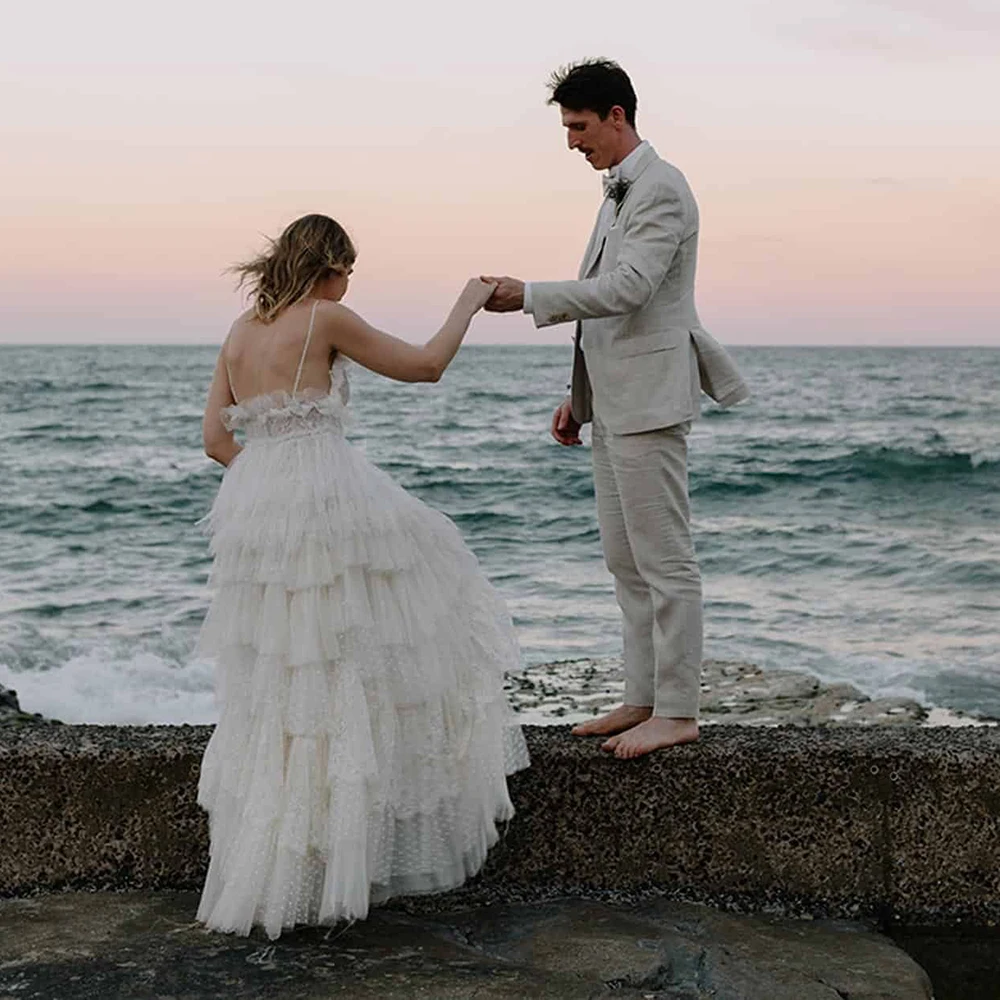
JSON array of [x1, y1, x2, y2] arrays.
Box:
[[606, 139, 649, 185]]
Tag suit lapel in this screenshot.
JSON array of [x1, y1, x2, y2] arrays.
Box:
[[578, 205, 607, 279], [577, 145, 660, 278]]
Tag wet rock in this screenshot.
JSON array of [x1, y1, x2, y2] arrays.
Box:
[[505, 657, 985, 728], [0, 683, 19, 713], [0, 682, 55, 729], [0, 891, 933, 1000]]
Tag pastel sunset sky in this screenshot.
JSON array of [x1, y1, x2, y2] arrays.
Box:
[[2, 0, 997, 346]]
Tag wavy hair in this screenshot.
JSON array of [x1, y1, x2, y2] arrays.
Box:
[[231, 214, 356, 322]]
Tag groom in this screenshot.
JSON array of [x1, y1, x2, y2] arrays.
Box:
[[484, 59, 748, 759]]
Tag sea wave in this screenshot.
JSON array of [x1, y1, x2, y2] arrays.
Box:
[[0, 651, 218, 725], [839, 445, 999, 477], [2, 344, 998, 723], [694, 444, 999, 497]]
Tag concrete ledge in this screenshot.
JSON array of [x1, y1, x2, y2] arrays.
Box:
[[3, 724, 1000, 925]]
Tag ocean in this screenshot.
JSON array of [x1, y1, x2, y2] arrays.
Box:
[[0, 344, 997, 725]]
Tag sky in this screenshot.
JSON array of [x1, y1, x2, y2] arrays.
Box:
[[1, 0, 997, 346]]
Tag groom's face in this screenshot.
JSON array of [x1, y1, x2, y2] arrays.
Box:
[[560, 107, 620, 171]]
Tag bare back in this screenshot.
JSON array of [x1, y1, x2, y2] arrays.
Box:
[[224, 299, 334, 403]]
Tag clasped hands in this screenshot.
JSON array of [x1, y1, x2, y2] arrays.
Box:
[[479, 275, 524, 312]]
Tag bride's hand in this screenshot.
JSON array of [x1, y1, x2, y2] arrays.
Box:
[[457, 278, 498, 315]]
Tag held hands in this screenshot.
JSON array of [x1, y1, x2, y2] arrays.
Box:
[[551, 398, 582, 446], [458, 277, 500, 315], [480, 275, 525, 312]]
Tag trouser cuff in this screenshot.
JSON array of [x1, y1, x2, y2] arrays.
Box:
[[652, 699, 700, 721]]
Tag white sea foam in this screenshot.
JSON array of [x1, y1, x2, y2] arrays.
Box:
[[971, 447, 1000, 468], [0, 652, 218, 726]]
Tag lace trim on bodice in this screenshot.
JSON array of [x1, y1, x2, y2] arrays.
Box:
[[222, 357, 351, 441]]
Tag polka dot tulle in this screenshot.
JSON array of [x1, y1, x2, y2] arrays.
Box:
[[196, 357, 529, 941]]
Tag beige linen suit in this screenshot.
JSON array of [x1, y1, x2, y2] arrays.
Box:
[[527, 142, 748, 718]]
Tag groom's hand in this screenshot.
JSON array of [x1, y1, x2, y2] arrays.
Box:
[[551, 398, 582, 446], [480, 275, 524, 312]]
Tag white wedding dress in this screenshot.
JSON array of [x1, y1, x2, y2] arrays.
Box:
[[195, 304, 530, 940]]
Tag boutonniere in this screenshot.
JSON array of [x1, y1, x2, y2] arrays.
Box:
[[604, 177, 631, 211]]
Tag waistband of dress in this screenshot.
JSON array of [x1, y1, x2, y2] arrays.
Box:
[[241, 425, 347, 446]]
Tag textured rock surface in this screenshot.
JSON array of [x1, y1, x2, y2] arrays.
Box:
[[0, 891, 933, 1000], [4, 723, 1000, 929], [0, 723, 208, 896], [507, 657, 990, 727]]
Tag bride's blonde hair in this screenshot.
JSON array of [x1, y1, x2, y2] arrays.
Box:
[[231, 214, 356, 323]]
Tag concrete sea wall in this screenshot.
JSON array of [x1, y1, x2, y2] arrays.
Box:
[[3, 723, 1000, 927]]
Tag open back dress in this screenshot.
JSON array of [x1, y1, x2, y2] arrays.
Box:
[[196, 301, 530, 939]]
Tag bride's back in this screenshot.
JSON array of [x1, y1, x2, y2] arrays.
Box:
[[224, 300, 332, 402]]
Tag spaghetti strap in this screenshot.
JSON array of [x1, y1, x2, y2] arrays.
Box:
[[223, 344, 239, 404], [292, 301, 320, 395]]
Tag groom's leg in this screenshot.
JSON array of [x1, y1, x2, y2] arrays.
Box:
[[591, 417, 656, 707], [610, 422, 703, 720]]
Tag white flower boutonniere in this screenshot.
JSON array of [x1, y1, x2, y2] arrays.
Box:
[[603, 177, 631, 211], [606, 177, 632, 208]]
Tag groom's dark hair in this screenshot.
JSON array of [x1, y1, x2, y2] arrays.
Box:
[[547, 59, 637, 127]]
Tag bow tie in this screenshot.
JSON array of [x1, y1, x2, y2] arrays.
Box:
[[603, 175, 631, 205]]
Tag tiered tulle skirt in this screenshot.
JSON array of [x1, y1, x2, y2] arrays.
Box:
[[196, 424, 530, 940]]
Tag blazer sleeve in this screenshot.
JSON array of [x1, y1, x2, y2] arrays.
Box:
[[528, 179, 685, 327]]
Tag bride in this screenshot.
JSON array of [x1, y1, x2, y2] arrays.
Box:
[[197, 213, 530, 940]]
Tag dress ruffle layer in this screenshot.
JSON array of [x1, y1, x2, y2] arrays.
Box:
[[196, 367, 529, 941]]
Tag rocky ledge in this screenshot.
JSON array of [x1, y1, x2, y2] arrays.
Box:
[[5, 721, 1000, 929], [506, 657, 993, 728]]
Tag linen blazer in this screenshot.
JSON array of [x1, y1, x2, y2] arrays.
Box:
[[529, 144, 749, 434]]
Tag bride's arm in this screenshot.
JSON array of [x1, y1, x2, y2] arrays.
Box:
[[202, 352, 243, 467], [318, 279, 496, 383]]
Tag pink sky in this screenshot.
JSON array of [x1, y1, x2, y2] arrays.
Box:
[[1, 0, 997, 346]]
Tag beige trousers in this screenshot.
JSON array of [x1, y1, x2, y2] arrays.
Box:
[[591, 417, 703, 718]]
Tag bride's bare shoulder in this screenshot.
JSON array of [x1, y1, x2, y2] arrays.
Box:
[[315, 299, 360, 322], [314, 299, 371, 339], [225, 308, 259, 343]]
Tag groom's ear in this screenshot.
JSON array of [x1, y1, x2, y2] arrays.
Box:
[[608, 105, 627, 128]]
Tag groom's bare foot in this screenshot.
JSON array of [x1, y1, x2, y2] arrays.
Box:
[[602, 716, 699, 759], [571, 704, 652, 737]]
